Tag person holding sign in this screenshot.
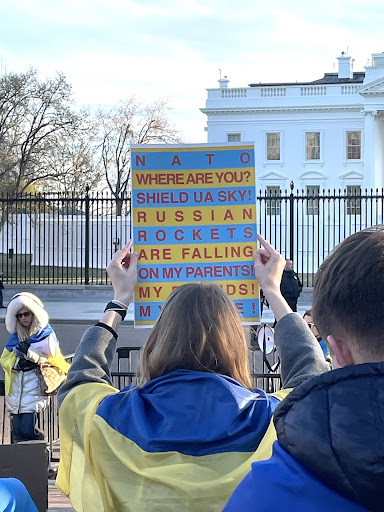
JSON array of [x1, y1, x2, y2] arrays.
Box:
[[56, 239, 328, 512], [224, 227, 384, 512]]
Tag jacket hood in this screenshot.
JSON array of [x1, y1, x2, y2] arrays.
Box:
[[5, 292, 49, 334], [274, 362, 384, 512]]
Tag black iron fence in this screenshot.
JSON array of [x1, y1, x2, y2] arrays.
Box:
[[1, 186, 384, 285], [259, 184, 384, 285], [0, 189, 131, 285]]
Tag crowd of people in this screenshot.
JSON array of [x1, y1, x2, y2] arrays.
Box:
[[0, 227, 383, 511]]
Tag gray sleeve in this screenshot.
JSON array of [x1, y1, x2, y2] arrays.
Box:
[[275, 313, 330, 389], [58, 325, 117, 407]]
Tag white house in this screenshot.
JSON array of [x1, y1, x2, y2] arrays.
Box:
[[201, 52, 384, 278], [201, 52, 384, 198]]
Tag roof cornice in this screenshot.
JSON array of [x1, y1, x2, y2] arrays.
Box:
[[358, 77, 384, 96], [200, 105, 363, 115]]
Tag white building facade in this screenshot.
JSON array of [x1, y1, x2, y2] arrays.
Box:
[[202, 52, 384, 196]]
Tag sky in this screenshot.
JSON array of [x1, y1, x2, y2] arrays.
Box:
[[1, 0, 384, 143]]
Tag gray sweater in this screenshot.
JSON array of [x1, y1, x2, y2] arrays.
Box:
[[58, 313, 330, 407]]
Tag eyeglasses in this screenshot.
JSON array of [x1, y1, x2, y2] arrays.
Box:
[[16, 312, 31, 319], [307, 322, 316, 329]]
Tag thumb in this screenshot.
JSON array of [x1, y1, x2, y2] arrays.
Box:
[[127, 252, 139, 270]]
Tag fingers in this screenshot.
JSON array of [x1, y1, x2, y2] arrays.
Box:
[[111, 241, 133, 263], [257, 234, 275, 253], [257, 234, 279, 257], [108, 241, 139, 270], [123, 251, 139, 270], [254, 248, 270, 258]]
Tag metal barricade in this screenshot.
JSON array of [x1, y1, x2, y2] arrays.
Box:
[[249, 324, 282, 392], [112, 346, 142, 390]]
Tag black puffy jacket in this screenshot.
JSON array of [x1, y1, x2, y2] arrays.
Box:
[[274, 362, 384, 511]]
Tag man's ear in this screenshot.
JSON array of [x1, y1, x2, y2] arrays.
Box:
[[327, 335, 355, 367]]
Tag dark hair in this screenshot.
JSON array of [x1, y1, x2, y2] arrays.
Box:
[[303, 307, 312, 318], [138, 283, 252, 389], [313, 226, 384, 358]]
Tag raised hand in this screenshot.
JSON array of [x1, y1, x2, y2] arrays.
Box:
[[253, 234, 286, 293], [254, 234, 291, 321], [106, 241, 139, 307]]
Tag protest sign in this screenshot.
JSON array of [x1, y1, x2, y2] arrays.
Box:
[[131, 143, 260, 326]]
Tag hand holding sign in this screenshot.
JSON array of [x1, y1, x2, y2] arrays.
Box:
[[107, 241, 139, 307], [253, 234, 286, 293], [253, 235, 291, 322]]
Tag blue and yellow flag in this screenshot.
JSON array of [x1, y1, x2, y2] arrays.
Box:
[[57, 369, 290, 512]]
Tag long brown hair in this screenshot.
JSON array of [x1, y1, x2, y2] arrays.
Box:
[[138, 283, 252, 389]]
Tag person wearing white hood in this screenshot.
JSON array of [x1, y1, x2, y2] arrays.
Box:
[[0, 293, 69, 443]]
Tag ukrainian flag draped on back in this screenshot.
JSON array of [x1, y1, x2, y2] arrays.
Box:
[[57, 369, 290, 512]]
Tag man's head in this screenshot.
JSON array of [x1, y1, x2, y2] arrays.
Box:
[[313, 226, 384, 366], [303, 308, 320, 338], [285, 259, 293, 271]]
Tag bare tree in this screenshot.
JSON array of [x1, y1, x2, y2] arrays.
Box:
[[42, 110, 103, 194], [0, 69, 82, 193], [97, 97, 181, 214], [0, 72, 183, 202], [0, 70, 32, 187]]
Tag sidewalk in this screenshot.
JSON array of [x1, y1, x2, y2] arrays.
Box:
[[48, 480, 73, 511], [49, 442, 73, 510], [0, 299, 135, 323], [0, 298, 312, 324]]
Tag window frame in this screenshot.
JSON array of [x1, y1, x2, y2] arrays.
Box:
[[346, 131, 362, 160], [266, 132, 281, 161], [346, 185, 362, 216], [226, 133, 242, 142], [305, 131, 321, 161], [266, 185, 281, 216], [306, 185, 320, 216]]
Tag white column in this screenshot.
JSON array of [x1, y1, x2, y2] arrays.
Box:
[[363, 110, 380, 188], [376, 115, 384, 190]]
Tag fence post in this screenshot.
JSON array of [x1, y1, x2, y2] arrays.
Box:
[[84, 186, 90, 285], [289, 181, 294, 261]]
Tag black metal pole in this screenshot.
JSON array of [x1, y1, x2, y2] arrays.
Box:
[[289, 181, 294, 261], [84, 186, 90, 285]]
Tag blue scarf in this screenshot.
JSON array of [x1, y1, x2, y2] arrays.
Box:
[[5, 324, 57, 351]]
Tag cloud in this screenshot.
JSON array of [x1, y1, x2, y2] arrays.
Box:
[[2, 0, 384, 142]]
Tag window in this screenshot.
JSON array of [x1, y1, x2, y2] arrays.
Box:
[[227, 133, 241, 142], [306, 185, 320, 215], [306, 132, 320, 160], [266, 186, 281, 216], [346, 131, 361, 159], [266, 133, 280, 160], [346, 185, 361, 215]]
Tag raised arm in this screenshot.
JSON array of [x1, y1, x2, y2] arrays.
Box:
[[253, 235, 290, 322], [254, 235, 329, 388], [58, 242, 138, 406]]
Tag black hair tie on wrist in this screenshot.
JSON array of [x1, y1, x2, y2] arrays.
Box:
[[104, 301, 127, 321]]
